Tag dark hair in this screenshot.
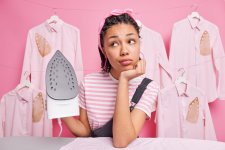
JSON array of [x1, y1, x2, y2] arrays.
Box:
[[99, 13, 140, 72]]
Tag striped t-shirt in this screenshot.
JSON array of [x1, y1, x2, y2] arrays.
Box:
[[78, 72, 159, 130]]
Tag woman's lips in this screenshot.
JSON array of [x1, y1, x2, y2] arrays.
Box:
[[119, 59, 132, 66]]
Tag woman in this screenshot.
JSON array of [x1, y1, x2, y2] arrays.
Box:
[[62, 9, 159, 148]]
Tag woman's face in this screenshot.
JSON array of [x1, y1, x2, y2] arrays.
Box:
[[103, 23, 140, 74]]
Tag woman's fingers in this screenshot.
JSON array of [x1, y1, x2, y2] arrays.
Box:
[[135, 59, 145, 75], [142, 59, 146, 74]]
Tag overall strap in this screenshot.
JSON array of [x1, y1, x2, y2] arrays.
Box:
[[130, 78, 152, 111]]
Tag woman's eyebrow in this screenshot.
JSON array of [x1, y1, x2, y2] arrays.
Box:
[[126, 33, 136, 36], [108, 33, 136, 39], [108, 35, 119, 39]]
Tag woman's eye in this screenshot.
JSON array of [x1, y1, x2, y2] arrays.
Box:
[[110, 42, 119, 47], [129, 40, 135, 45]]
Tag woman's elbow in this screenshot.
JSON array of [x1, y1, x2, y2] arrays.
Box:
[[113, 135, 136, 148], [113, 139, 129, 148], [75, 129, 91, 137]]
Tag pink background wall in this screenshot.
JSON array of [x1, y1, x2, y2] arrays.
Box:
[[0, 0, 225, 141]]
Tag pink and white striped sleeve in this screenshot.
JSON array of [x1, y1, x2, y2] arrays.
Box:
[[78, 81, 86, 109], [135, 81, 159, 118]]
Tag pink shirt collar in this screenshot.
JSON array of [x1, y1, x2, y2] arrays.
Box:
[[187, 15, 204, 31], [15, 84, 34, 102], [45, 18, 64, 33], [16, 88, 32, 102]]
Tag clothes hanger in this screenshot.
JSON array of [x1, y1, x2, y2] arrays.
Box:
[[15, 71, 31, 91], [190, 4, 200, 20], [175, 68, 187, 85], [15, 80, 31, 91], [191, 11, 200, 20], [47, 15, 59, 24], [47, 8, 59, 24]]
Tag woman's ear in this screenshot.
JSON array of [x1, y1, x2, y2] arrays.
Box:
[[102, 49, 107, 58]]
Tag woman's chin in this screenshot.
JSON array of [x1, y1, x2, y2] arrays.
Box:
[[120, 65, 134, 71]]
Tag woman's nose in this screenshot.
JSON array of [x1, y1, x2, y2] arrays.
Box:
[[120, 44, 129, 56]]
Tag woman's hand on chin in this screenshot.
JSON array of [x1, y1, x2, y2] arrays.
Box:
[[119, 59, 146, 81]]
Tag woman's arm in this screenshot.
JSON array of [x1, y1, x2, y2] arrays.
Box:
[[62, 107, 91, 137], [112, 60, 147, 148]]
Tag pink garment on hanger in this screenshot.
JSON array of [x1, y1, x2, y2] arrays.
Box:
[[140, 24, 173, 89], [156, 82, 216, 140], [169, 16, 225, 102], [0, 86, 50, 137], [21, 18, 83, 90], [20, 19, 84, 136]]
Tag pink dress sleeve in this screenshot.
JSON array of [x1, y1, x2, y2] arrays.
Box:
[[212, 27, 225, 100], [73, 29, 84, 84], [0, 96, 5, 137], [203, 97, 217, 140], [156, 34, 173, 88], [20, 31, 33, 82]]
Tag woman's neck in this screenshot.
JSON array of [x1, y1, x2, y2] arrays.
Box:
[[110, 68, 120, 80]]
